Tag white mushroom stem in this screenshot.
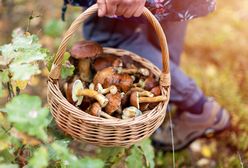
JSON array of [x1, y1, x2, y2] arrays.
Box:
[[116, 67, 149, 76], [89, 83, 95, 90], [76, 89, 109, 107], [139, 96, 167, 103], [99, 111, 115, 119], [96, 83, 118, 95], [138, 91, 154, 97]]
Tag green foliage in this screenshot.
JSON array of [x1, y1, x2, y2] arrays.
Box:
[[0, 164, 18, 168], [28, 147, 49, 168], [138, 139, 155, 168], [3, 94, 50, 141], [126, 146, 143, 168], [51, 142, 104, 168], [43, 19, 66, 38], [61, 52, 75, 79], [0, 30, 49, 81]]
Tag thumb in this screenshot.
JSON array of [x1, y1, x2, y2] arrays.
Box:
[[97, 0, 107, 17]]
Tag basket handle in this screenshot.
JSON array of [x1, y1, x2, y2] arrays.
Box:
[[49, 4, 170, 87]]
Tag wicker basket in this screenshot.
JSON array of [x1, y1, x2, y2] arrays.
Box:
[[47, 4, 171, 147]]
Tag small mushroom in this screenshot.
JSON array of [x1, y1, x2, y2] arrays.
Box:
[[87, 102, 115, 119], [116, 67, 150, 76], [72, 80, 109, 107], [105, 92, 122, 115], [130, 91, 166, 109], [133, 79, 145, 88], [93, 67, 116, 85], [119, 74, 133, 92], [112, 58, 123, 67], [96, 83, 118, 95], [122, 106, 142, 119], [71, 41, 103, 82], [144, 76, 159, 91], [149, 86, 162, 109], [72, 79, 84, 106]]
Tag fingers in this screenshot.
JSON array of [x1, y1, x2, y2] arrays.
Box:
[[106, 0, 118, 16], [97, 0, 107, 17], [133, 2, 145, 17], [98, 0, 146, 18]]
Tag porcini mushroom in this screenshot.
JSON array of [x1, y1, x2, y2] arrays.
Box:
[[71, 41, 103, 82], [122, 106, 142, 119], [87, 102, 115, 119], [72, 80, 109, 107], [119, 74, 133, 92], [148, 86, 162, 109], [130, 91, 166, 109], [105, 92, 122, 115], [96, 83, 118, 95]]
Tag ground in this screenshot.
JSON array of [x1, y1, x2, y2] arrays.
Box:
[[0, 0, 247, 167]]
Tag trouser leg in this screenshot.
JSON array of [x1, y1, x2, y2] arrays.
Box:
[[83, 16, 204, 109]]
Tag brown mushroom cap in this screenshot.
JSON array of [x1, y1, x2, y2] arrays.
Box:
[[71, 41, 103, 59], [93, 55, 117, 71], [144, 76, 159, 91], [150, 86, 161, 96], [105, 92, 122, 114], [119, 74, 133, 93], [93, 67, 116, 85], [130, 91, 139, 109], [87, 102, 101, 117]]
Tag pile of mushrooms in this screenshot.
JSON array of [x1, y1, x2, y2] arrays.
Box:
[[62, 40, 167, 119]]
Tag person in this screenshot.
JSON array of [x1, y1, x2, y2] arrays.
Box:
[[63, 0, 230, 151]]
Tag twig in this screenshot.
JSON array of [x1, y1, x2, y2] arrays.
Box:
[[7, 81, 14, 99], [238, 152, 244, 168]]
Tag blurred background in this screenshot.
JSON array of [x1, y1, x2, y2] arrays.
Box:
[[0, 0, 248, 167]]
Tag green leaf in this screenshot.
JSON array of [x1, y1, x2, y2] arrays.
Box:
[[61, 61, 75, 79], [78, 157, 104, 168], [62, 52, 71, 64], [43, 19, 66, 38], [138, 139, 155, 168], [98, 147, 125, 164], [0, 164, 18, 168], [0, 70, 10, 83], [51, 142, 104, 168], [28, 147, 49, 168], [3, 94, 50, 141], [126, 146, 144, 168], [0, 83, 3, 97], [9, 63, 40, 81]]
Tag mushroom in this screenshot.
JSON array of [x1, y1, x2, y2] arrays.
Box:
[[116, 67, 150, 76], [121, 87, 145, 107], [102, 73, 133, 92], [122, 106, 142, 119], [130, 91, 166, 109], [143, 76, 159, 91], [72, 80, 108, 107], [96, 83, 118, 95], [105, 92, 122, 115], [87, 102, 115, 119], [93, 67, 116, 85], [119, 74, 133, 92], [133, 79, 145, 88], [93, 55, 117, 71], [71, 41, 103, 82], [149, 86, 162, 109], [112, 58, 123, 67]]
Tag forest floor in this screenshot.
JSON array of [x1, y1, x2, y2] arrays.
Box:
[[0, 0, 248, 167]]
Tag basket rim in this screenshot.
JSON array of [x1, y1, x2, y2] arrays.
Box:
[[48, 47, 170, 126]]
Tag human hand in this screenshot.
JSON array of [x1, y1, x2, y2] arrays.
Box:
[[97, 0, 146, 18]]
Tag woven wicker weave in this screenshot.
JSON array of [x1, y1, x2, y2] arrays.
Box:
[[47, 4, 171, 147]]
